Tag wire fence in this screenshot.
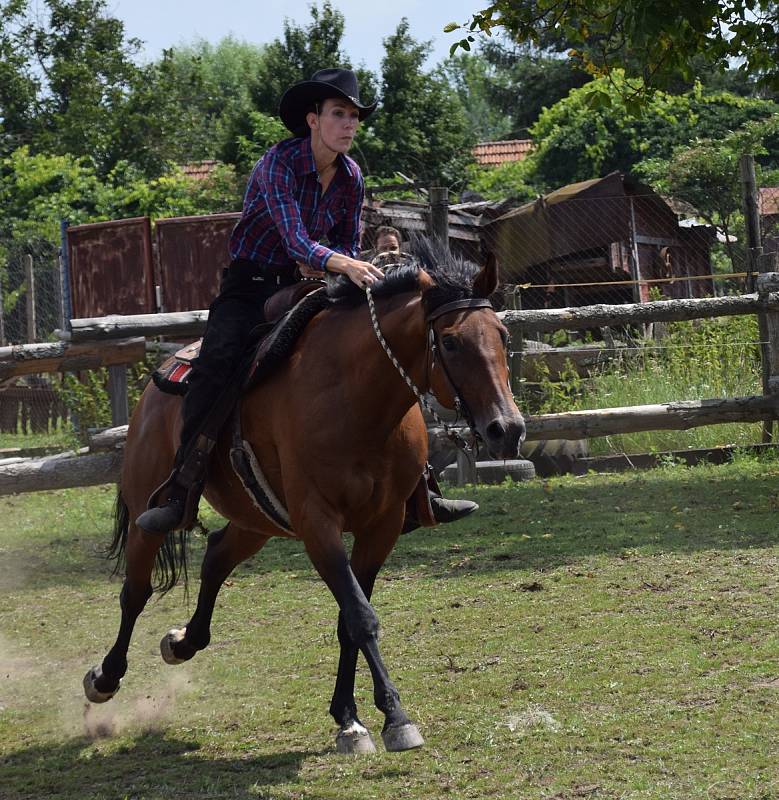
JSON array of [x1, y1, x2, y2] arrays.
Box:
[[0, 237, 69, 443], [481, 193, 749, 313], [465, 185, 767, 463]]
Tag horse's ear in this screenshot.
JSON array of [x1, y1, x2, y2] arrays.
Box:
[[473, 252, 498, 298], [418, 269, 435, 292]]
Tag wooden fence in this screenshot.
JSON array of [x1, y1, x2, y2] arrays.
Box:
[[3, 265, 779, 494]]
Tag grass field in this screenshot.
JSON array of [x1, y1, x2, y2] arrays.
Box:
[[1, 459, 778, 799]]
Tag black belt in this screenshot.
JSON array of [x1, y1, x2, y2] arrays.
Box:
[[229, 258, 297, 287]]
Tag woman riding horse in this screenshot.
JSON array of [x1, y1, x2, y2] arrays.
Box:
[[137, 67, 477, 534]]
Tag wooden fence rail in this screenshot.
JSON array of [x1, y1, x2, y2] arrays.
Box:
[[5, 387, 777, 496], [60, 290, 779, 342], [500, 291, 779, 333], [0, 337, 146, 379]]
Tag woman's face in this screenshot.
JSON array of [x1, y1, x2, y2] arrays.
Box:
[[308, 98, 360, 154]]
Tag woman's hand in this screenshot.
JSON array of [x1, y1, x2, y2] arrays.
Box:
[[323, 253, 384, 289]]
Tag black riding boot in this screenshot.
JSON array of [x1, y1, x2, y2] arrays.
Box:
[[135, 434, 215, 533], [402, 465, 479, 534], [430, 493, 479, 523]]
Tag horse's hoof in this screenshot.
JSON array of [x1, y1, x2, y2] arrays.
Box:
[[83, 665, 119, 703], [160, 628, 190, 665], [381, 723, 424, 752], [335, 721, 377, 755]]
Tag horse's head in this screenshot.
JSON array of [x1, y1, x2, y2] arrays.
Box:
[[418, 248, 526, 460]]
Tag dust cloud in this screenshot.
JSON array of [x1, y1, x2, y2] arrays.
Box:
[[77, 669, 195, 740]]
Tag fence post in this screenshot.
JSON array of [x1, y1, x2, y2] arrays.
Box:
[[24, 254, 36, 343], [108, 364, 129, 426], [508, 285, 523, 395], [54, 249, 65, 332], [740, 154, 763, 290], [0, 263, 5, 346], [59, 219, 73, 325], [429, 185, 476, 484], [429, 186, 449, 250], [740, 155, 771, 441]]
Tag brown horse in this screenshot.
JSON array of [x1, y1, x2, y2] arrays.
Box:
[[83, 239, 526, 754]]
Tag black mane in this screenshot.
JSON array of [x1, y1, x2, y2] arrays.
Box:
[[326, 235, 481, 314]]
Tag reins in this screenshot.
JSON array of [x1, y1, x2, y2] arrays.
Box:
[[365, 287, 492, 454]]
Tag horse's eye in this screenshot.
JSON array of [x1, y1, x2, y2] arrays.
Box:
[[441, 335, 459, 352]]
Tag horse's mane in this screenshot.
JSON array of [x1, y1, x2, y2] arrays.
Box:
[[326, 235, 481, 313]]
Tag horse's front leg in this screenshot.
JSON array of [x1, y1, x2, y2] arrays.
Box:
[[161, 523, 269, 664], [304, 511, 423, 754]]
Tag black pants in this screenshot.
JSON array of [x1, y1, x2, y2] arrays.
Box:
[[179, 259, 293, 449]]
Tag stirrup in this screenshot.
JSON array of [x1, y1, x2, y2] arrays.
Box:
[[136, 479, 203, 533]]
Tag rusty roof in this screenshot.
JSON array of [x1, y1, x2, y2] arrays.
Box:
[[760, 188, 779, 216], [473, 139, 533, 166], [180, 160, 220, 180]]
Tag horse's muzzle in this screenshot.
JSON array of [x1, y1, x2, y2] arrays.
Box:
[[481, 413, 526, 460]]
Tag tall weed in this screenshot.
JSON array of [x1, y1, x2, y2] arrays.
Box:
[[521, 315, 764, 455]]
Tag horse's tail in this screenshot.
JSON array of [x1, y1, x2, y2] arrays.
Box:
[[108, 489, 190, 596]]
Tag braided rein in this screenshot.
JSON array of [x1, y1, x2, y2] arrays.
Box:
[[365, 286, 476, 453]]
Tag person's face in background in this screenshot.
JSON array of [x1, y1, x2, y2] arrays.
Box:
[[376, 233, 400, 253]]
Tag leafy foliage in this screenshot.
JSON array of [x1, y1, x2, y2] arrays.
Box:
[[523, 72, 779, 190], [449, 0, 779, 100]]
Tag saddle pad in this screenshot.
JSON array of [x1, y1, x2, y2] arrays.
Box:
[[152, 359, 193, 395], [245, 287, 329, 389]]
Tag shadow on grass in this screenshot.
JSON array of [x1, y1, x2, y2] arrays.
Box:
[[1, 730, 317, 800]]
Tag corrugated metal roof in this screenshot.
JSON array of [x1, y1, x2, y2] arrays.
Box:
[[473, 139, 533, 166], [760, 187, 779, 216]]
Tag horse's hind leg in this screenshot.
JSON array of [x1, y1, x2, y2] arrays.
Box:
[[161, 523, 269, 664], [84, 522, 162, 702]]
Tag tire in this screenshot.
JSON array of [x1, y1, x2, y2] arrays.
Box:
[[441, 458, 536, 485]]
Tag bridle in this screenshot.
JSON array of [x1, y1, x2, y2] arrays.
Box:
[[365, 287, 493, 453]]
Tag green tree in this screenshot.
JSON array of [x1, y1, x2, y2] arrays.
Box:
[[27, 0, 144, 166], [475, 39, 591, 138], [448, 1, 779, 101], [252, 1, 354, 113], [234, 112, 289, 174], [439, 51, 513, 141], [362, 20, 474, 184], [150, 38, 270, 166], [0, 0, 40, 154], [636, 115, 779, 269], [524, 73, 779, 190]]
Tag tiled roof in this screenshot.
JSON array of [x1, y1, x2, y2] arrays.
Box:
[[760, 187, 779, 216], [180, 160, 220, 180], [473, 139, 533, 166]]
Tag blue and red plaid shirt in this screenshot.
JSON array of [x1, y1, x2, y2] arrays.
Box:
[[229, 136, 364, 272]]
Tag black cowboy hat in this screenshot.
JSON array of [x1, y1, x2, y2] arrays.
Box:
[[279, 68, 378, 134]]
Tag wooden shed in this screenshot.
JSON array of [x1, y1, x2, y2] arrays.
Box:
[[482, 172, 717, 308]]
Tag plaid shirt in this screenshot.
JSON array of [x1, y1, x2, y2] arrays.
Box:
[[229, 136, 364, 271]]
